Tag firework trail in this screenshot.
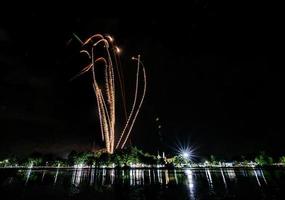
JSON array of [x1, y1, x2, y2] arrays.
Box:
[[120, 57, 147, 148], [73, 33, 147, 154], [73, 33, 83, 45], [105, 35, 128, 123], [115, 55, 145, 149], [110, 42, 128, 122]]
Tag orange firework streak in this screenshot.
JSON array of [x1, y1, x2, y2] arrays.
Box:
[[73, 34, 146, 154]]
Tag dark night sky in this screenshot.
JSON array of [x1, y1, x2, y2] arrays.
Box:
[[0, 4, 283, 159]]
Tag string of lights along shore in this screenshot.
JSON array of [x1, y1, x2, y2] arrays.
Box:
[[72, 33, 147, 154]]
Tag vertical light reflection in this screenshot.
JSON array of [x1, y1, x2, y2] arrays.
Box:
[[41, 170, 46, 182], [74, 168, 82, 186], [244, 169, 249, 177], [220, 169, 227, 189], [90, 168, 95, 186], [54, 168, 59, 184], [122, 170, 125, 184], [110, 169, 115, 184], [205, 169, 214, 191], [152, 170, 156, 183], [72, 169, 76, 184], [142, 170, 145, 185], [240, 169, 247, 177], [157, 169, 163, 184], [165, 170, 169, 185], [102, 168, 106, 185], [130, 170, 133, 186], [185, 169, 195, 199], [226, 169, 236, 180], [136, 169, 140, 185], [253, 169, 261, 187], [206, 169, 213, 184], [148, 169, 152, 184], [25, 168, 32, 185], [260, 169, 268, 185], [174, 169, 178, 184]]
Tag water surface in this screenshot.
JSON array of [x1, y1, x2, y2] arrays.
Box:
[[0, 168, 284, 199]]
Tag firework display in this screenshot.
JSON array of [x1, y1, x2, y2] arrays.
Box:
[[74, 34, 146, 154]]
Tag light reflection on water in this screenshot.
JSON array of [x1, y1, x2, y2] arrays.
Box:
[[220, 168, 227, 188], [1, 168, 285, 199], [15, 168, 276, 188]]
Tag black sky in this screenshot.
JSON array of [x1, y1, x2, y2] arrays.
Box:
[[0, 4, 283, 159]]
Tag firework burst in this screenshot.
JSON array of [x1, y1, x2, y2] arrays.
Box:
[[73, 33, 146, 154]]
